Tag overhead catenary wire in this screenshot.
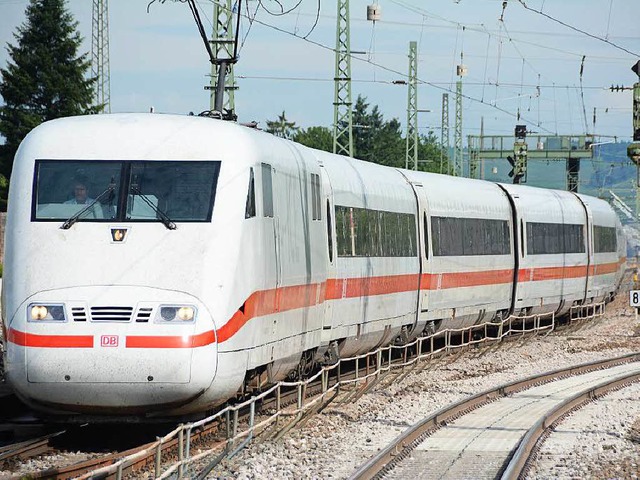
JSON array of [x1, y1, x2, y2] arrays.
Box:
[[517, 0, 639, 57], [605, 0, 614, 40], [191, 0, 630, 138], [233, 74, 619, 91], [275, 8, 636, 63], [199, 0, 557, 135]]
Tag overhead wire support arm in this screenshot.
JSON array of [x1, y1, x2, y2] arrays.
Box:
[[186, 0, 241, 119]]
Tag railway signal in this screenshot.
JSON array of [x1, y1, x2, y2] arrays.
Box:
[[628, 61, 640, 164], [507, 125, 528, 184]]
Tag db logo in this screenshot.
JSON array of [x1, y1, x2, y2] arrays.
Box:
[[101, 335, 119, 347]]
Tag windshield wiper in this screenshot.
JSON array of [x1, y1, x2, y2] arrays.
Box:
[[130, 186, 177, 230], [60, 180, 116, 230]]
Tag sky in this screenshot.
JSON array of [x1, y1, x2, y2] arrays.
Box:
[[0, 0, 639, 142]]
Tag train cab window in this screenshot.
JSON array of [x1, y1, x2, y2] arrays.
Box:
[[261, 163, 274, 218], [245, 168, 256, 219], [127, 161, 219, 222], [32, 160, 123, 221], [32, 160, 220, 224]]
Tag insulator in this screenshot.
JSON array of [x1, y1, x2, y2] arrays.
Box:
[[367, 4, 381, 22]]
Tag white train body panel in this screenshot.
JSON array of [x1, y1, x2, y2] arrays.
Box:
[[1, 113, 625, 420], [577, 193, 625, 302], [500, 185, 587, 315], [404, 172, 515, 329], [314, 151, 419, 356]]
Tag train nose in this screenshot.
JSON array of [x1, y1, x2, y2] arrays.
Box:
[[7, 286, 218, 415]]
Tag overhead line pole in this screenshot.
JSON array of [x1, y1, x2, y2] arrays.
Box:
[[441, 93, 449, 174], [333, 0, 353, 157], [208, 0, 238, 116], [453, 69, 465, 177], [406, 41, 418, 170], [91, 0, 110, 113]]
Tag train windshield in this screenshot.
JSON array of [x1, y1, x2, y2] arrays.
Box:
[[33, 161, 123, 221], [32, 160, 220, 224], [127, 162, 218, 222]]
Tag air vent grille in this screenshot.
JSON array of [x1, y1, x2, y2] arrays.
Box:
[[72, 307, 87, 322], [136, 307, 153, 323], [90, 306, 133, 322]]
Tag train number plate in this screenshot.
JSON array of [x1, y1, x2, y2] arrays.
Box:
[[630, 291, 640, 307]]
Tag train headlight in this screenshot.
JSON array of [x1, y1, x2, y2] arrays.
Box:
[[160, 307, 177, 321], [31, 305, 48, 320], [156, 305, 196, 323], [177, 307, 195, 321], [29, 304, 66, 322]]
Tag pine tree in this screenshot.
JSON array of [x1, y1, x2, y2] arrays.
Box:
[[266, 111, 299, 139], [0, 0, 99, 187]]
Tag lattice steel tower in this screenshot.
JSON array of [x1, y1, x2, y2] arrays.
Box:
[[405, 41, 418, 170], [453, 64, 466, 177], [333, 0, 353, 157], [209, 0, 237, 114], [441, 93, 449, 174], [91, 0, 110, 113]]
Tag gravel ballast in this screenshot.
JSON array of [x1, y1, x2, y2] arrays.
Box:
[[2, 293, 639, 479], [206, 293, 640, 479]]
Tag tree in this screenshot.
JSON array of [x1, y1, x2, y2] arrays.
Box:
[[349, 95, 448, 172], [293, 126, 332, 153], [265, 111, 298, 139], [0, 0, 98, 186], [418, 130, 450, 174]]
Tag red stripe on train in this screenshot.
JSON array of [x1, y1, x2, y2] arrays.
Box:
[[7, 328, 93, 348], [7, 259, 624, 348], [125, 330, 215, 348]]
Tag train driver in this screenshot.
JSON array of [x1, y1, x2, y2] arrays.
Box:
[[64, 179, 95, 205], [63, 178, 103, 219]]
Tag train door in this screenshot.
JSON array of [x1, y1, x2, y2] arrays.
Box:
[[496, 186, 521, 317], [412, 183, 430, 325], [578, 197, 594, 303], [261, 162, 280, 297], [320, 164, 338, 343]]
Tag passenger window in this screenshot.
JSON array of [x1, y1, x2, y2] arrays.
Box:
[[327, 200, 334, 262], [423, 212, 429, 258], [245, 168, 256, 219], [310, 173, 322, 221], [261, 163, 273, 218]]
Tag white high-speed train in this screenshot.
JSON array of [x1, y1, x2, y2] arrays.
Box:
[[1, 114, 625, 420]]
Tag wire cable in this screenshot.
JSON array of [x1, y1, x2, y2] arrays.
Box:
[[517, 0, 639, 57]]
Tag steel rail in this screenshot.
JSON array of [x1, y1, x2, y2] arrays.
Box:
[[501, 370, 640, 479], [16, 303, 610, 478], [349, 352, 640, 480]]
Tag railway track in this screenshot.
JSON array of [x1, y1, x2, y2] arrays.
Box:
[[0, 304, 614, 478], [350, 353, 640, 480]]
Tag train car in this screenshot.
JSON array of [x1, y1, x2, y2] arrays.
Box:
[[500, 184, 590, 316], [402, 172, 515, 331], [577, 193, 626, 301], [1, 113, 625, 421]]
